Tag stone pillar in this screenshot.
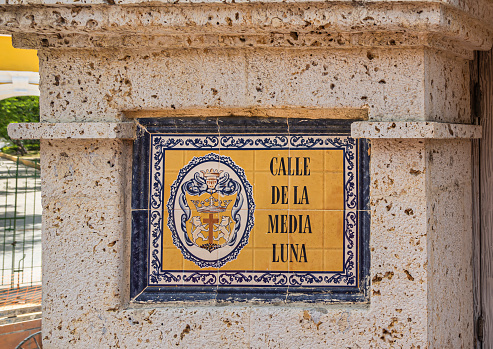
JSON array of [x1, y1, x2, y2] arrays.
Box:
[[3, 0, 491, 347]]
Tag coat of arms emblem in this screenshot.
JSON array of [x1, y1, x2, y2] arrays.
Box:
[[167, 153, 255, 268]]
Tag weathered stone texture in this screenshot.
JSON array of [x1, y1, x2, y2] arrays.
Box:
[[41, 140, 131, 331], [38, 138, 440, 347], [33, 39, 478, 349], [0, 2, 490, 35], [351, 122, 482, 139], [38, 47, 475, 124], [39, 48, 429, 123], [7, 0, 482, 347], [369, 139, 428, 347], [424, 49, 471, 123], [8, 122, 135, 139], [425, 140, 473, 347]]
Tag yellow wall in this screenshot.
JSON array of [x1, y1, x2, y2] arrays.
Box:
[[0, 36, 38, 72]]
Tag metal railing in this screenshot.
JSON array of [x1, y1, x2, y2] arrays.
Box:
[[0, 155, 41, 305]]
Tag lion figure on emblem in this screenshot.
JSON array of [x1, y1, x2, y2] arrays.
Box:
[[190, 216, 208, 243], [214, 216, 232, 243], [190, 215, 233, 245]]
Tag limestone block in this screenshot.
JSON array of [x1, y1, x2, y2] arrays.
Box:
[[246, 48, 426, 121], [35, 47, 474, 124], [8, 122, 135, 140], [38, 49, 249, 122], [351, 121, 482, 139], [248, 307, 372, 348], [425, 140, 473, 347], [1, 2, 492, 52], [38, 48, 429, 122], [368, 140, 429, 345], [369, 139, 427, 197], [40, 140, 131, 316], [424, 50, 471, 123]]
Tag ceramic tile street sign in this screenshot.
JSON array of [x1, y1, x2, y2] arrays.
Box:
[[131, 118, 369, 302]]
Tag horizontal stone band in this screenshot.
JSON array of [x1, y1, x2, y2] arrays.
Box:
[[8, 121, 482, 140], [3, 2, 493, 54], [7, 122, 136, 140], [351, 121, 482, 139]]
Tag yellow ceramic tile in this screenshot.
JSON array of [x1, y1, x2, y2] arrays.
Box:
[[253, 210, 289, 248], [161, 222, 175, 248], [254, 172, 289, 209], [254, 248, 289, 271], [219, 248, 254, 271], [290, 149, 325, 173], [323, 210, 345, 249], [183, 258, 217, 272], [254, 149, 290, 173], [324, 249, 344, 271], [159, 144, 351, 280], [164, 150, 185, 171], [165, 167, 181, 181], [325, 149, 344, 172], [216, 161, 254, 191], [289, 249, 323, 272], [161, 248, 184, 271], [184, 150, 220, 164], [241, 170, 255, 187], [164, 171, 180, 203], [220, 150, 254, 171], [240, 209, 255, 246], [288, 210, 324, 246], [288, 172, 325, 210], [269, 156, 314, 177], [324, 172, 344, 210]]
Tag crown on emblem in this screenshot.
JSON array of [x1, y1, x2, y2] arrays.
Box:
[[201, 169, 222, 177], [191, 197, 232, 213], [201, 169, 223, 190]]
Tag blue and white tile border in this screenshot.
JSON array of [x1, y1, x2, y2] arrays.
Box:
[[148, 134, 358, 287]]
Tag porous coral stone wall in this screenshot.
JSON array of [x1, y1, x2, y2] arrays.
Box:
[[2, 0, 492, 347]]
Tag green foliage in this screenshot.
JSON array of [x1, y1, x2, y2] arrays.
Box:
[[1, 145, 20, 155], [0, 96, 40, 155], [1, 143, 40, 155], [25, 143, 40, 151], [0, 96, 40, 139]]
